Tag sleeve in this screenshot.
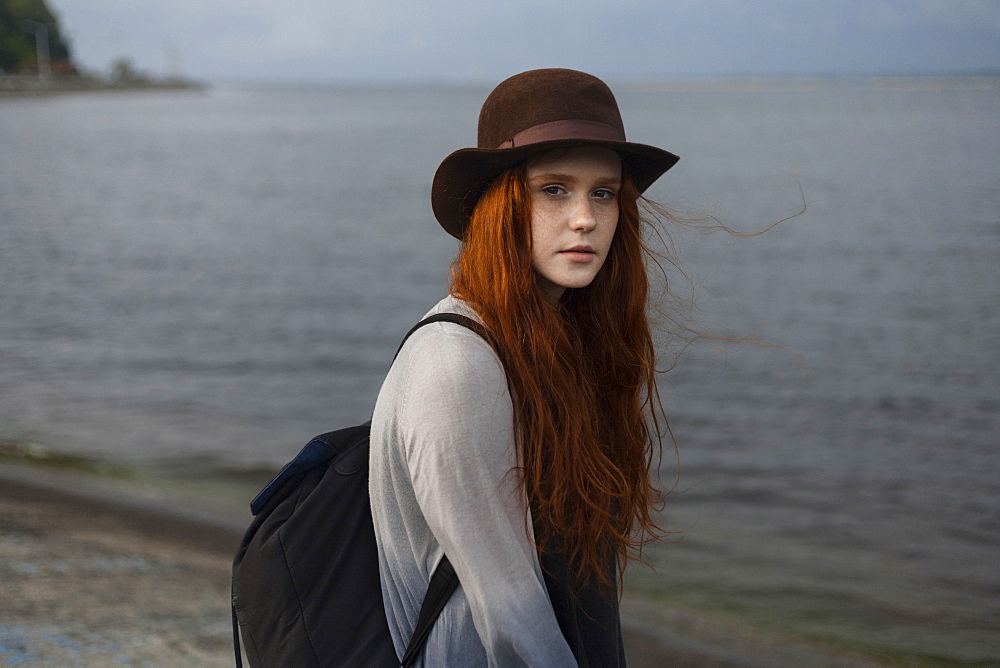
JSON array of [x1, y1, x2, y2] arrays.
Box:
[[395, 324, 576, 667]]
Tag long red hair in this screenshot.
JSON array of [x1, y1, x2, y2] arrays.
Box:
[[449, 164, 666, 591]]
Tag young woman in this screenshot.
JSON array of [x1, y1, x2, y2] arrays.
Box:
[[369, 68, 680, 666]]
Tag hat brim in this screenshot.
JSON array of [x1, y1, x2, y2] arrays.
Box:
[[432, 139, 679, 239]]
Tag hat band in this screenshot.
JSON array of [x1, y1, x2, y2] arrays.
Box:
[[497, 119, 626, 149]]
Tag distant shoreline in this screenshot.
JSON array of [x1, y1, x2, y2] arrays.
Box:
[[4, 73, 997, 97], [0, 74, 206, 97]]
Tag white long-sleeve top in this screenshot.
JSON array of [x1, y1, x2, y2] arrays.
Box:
[[369, 295, 576, 667]]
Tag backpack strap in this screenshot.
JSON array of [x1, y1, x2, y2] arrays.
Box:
[[233, 602, 243, 667], [401, 556, 459, 666], [392, 312, 491, 363]]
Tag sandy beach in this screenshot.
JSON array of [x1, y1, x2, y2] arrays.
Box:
[[0, 462, 878, 666]]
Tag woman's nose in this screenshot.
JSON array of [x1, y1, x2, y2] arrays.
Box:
[[569, 197, 598, 232]]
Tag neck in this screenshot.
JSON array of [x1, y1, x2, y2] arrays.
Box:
[[535, 275, 565, 306]]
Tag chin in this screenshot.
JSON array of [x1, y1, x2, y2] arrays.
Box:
[[564, 271, 602, 290], [559, 279, 598, 292]]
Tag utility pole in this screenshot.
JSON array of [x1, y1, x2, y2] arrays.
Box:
[[23, 20, 51, 78]]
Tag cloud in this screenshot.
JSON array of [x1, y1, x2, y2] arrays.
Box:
[[49, 0, 1000, 81]]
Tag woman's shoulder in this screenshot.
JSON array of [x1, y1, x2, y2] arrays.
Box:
[[420, 294, 483, 326], [395, 296, 504, 392], [408, 295, 493, 353], [387, 297, 510, 433]]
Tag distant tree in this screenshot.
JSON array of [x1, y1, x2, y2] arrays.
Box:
[[110, 56, 135, 82], [0, 0, 72, 73]]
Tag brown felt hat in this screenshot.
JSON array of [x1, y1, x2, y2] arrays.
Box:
[[432, 68, 680, 239]]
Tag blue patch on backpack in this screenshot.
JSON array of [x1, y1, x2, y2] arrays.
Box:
[[249, 438, 335, 515]]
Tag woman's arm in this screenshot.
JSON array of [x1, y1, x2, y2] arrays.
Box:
[[396, 323, 575, 666]]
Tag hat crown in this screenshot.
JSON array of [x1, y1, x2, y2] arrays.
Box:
[[477, 69, 626, 150]]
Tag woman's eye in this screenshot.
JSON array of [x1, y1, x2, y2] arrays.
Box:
[[542, 185, 564, 196], [593, 188, 616, 199]]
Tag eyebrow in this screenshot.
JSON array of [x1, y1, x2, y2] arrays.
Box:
[[527, 171, 622, 185]]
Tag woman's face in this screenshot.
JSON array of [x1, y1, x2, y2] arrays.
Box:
[[525, 146, 622, 304]]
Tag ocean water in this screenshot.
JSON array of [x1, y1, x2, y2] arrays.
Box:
[[1, 77, 998, 662]]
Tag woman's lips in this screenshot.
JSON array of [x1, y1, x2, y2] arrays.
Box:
[[560, 246, 595, 263]]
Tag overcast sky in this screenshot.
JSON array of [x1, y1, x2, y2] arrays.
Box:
[[50, 0, 1000, 83]]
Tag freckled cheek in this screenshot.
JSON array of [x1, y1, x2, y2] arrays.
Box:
[[529, 210, 560, 248], [600, 216, 620, 251]]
